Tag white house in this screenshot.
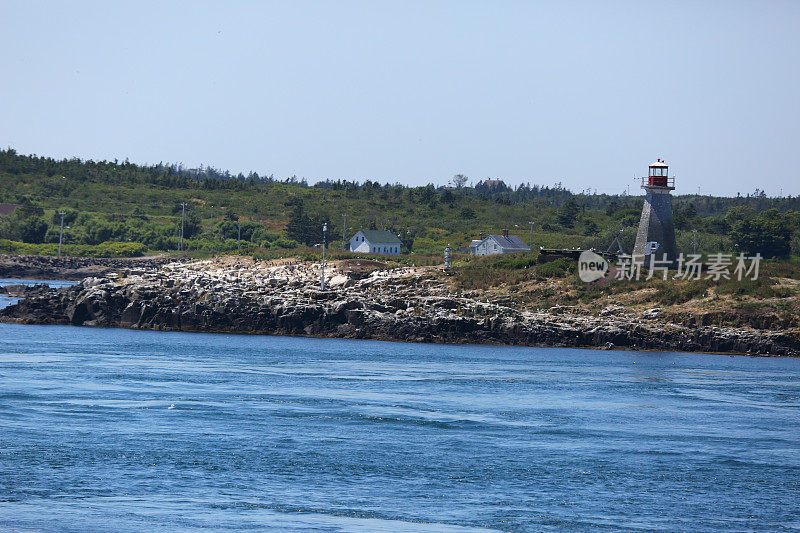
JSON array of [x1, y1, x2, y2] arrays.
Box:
[[348, 230, 403, 255], [471, 230, 530, 256]]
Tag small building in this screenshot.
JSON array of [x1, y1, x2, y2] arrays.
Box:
[[348, 230, 403, 255], [471, 230, 530, 256], [468, 239, 482, 254]]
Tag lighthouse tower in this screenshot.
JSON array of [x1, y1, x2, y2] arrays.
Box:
[[633, 158, 678, 265]]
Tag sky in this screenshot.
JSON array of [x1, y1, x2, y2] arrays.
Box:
[[1, 1, 799, 196]]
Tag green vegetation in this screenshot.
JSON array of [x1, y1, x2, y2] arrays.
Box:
[[449, 253, 800, 330], [726, 206, 797, 258], [452, 252, 577, 290], [2, 148, 800, 261], [0, 239, 146, 257]]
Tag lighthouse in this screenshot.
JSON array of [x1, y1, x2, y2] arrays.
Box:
[[632, 158, 678, 265]]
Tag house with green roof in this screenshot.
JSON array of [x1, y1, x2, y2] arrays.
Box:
[[348, 230, 403, 255]]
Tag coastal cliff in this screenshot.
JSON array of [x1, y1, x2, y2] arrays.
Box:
[[2, 257, 798, 356]]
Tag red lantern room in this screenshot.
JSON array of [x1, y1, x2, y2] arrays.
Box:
[[644, 158, 674, 188]]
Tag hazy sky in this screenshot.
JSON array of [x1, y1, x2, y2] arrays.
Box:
[[2, 1, 798, 195]]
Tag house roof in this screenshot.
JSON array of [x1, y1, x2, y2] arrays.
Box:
[[486, 234, 530, 251], [355, 230, 403, 245]]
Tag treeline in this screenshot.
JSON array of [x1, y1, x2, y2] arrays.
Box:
[[2, 147, 800, 259], [3, 148, 800, 214]]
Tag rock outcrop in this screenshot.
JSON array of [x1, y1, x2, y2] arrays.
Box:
[[0, 254, 173, 280], [2, 259, 799, 356]]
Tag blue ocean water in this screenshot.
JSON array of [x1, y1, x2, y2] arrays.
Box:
[[1, 284, 799, 531], [0, 278, 76, 288]]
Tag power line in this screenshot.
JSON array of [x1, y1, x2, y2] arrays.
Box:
[[342, 213, 347, 251], [178, 202, 186, 251], [321, 223, 327, 290], [58, 211, 66, 258], [528, 221, 534, 250]]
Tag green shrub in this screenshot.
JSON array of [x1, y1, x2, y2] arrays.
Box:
[[535, 257, 574, 278], [0, 239, 145, 257], [272, 237, 300, 249], [493, 255, 539, 270]]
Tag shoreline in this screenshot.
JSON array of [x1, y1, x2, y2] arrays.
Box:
[[0, 318, 778, 358], [9, 317, 785, 358], [0, 254, 174, 281], [2, 257, 798, 357]]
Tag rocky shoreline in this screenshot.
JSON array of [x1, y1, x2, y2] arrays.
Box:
[[0, 254, 174, 280], [2, 258, 798, 356]]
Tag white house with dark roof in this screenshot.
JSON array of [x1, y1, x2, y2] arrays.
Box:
[[471, 230, 530, 256], [348, 230, 403, 255]]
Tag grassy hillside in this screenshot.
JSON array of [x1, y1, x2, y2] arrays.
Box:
[[1, 148, 799, 259]]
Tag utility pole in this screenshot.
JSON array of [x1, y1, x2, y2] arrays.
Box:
[[210, 205, 214, 236], [237, 219, 241, 252], [179, 202, 186, 251], [58, 211, 66, 258], [528, 221, 534, 250], [342, 213, 347, 250], [320, 223, 327, 290]]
